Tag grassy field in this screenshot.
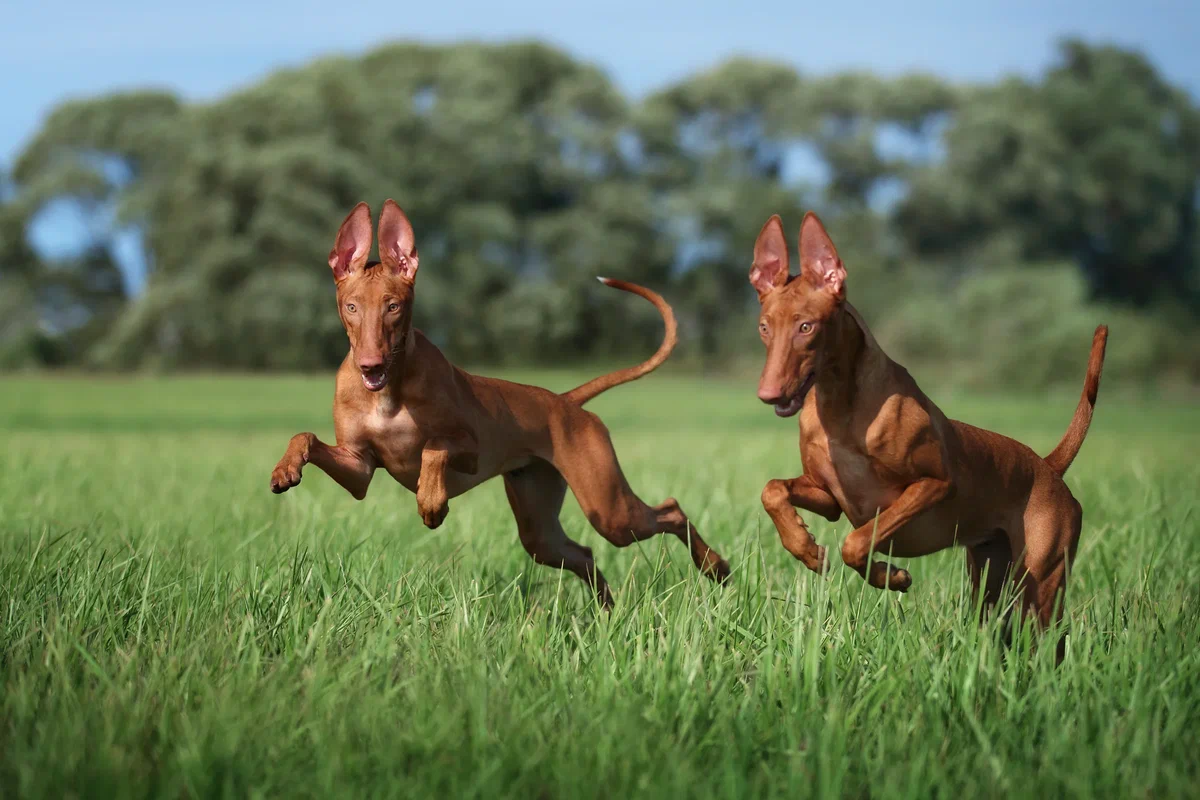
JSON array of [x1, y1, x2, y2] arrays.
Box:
[[1, 372, 1198, 799]]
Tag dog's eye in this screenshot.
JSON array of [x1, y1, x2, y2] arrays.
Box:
[[346, 303, 357, 313], [759, 322, 768, 335], [388, 303, 400, 313], [799, 322, 813, 335]]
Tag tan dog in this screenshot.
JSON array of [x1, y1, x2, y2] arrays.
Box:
[[750, 212, 1106, 650], [270, 200, 730, 606]]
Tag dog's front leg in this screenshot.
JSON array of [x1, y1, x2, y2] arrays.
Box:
[[416, 430, 479, 529], [270, 433, 375, 499], [841, 477, 953, 591], [762, 475, 841, 573]]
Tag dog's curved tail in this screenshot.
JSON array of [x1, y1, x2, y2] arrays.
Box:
[[563, 278, 677, 406], [1045, 325, 1108, 476]]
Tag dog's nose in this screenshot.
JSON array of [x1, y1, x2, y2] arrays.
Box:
[[757, 385, 783, 404], [358, 357, 385, 373]]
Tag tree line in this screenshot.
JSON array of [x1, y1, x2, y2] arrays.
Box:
[[2, 39, 1198, 387]]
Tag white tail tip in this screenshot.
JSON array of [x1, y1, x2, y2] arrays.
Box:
[[596, 276, 609, 284]]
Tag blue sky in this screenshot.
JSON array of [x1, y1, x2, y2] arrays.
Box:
[[4, 0, 1197, 165], [3, 0, 1197, 291]]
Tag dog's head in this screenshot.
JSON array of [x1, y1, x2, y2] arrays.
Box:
[[749, 212, 847, 417], [327, 200, 420, 392]]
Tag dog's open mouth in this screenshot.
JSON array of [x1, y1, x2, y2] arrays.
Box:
[[361, 365, 389, 391], [774, 372, 815, 418]]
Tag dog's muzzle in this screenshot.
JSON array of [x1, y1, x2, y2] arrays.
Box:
[[772, 371, 815, 418]]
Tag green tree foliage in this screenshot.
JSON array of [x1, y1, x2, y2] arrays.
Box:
[[634, 58, 814, 359], [3, 39, 1197, 385], [895, 40, 1200, 305], [0, 171, 43, 366]]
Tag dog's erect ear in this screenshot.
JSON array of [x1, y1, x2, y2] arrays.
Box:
[[799, 212, 845, 300], [328, 202, 372, 281], [378, 199, 419, 282], [749, 215, 790, 299]]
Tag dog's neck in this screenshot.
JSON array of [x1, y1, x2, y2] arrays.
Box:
[[814, 302, 882, 411], [375, 327, 420, 411]]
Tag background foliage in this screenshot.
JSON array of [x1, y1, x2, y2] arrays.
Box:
[[3, 39, 1198, 388]]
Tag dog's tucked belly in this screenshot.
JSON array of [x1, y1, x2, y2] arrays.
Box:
[[836, 491, 985, 560], [873, 506, 965, 557], [443, 455, 533, 498], [821, 444, 965, 558]]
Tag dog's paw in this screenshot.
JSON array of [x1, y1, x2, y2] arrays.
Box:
[[805, 544, 828, 575], [418, 498, 449, 529], [888, 568, 912, 592], [416, 471, 450, 528], [868, 561, 912, 592], [270, 460, 304, 493], [700, 552, 732, 584]]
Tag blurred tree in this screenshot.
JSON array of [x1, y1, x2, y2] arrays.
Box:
[[0, 179, 127, 367], [17, 43, 662, 368], [0, 172, 45, 366], [798, 72, 958, 209], [6, 38, 1198, 382], [895, 39, 1200, 306], [9, 92, 181, 365], [635, 59, 813, 361]]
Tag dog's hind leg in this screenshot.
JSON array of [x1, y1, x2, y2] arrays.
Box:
[[1014, 493, 1083, 663], [966, 532, 1014, 619], [552, 415, 730, 584], [504, 459, 612, 608], [646, 495, 732, 581]]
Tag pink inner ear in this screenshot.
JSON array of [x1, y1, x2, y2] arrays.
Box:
[[751, 218, 789, 294], [750, 252, 787, 295], [330, 242, 359, 277], [805, 255, 845, 296], [380, 231, 416, 279], [824, 266, 844, 294], [799, 231, 844, 294], [382, 241, 401, 265], [382, 241, 411, 277], [750, 261, 778, 290]]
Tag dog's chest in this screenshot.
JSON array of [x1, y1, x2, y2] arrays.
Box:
[[804, 431, 903, 529], [363, 404, 426, 487]]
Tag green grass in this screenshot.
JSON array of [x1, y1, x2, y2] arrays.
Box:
[[1, 372, 1198, 799]]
